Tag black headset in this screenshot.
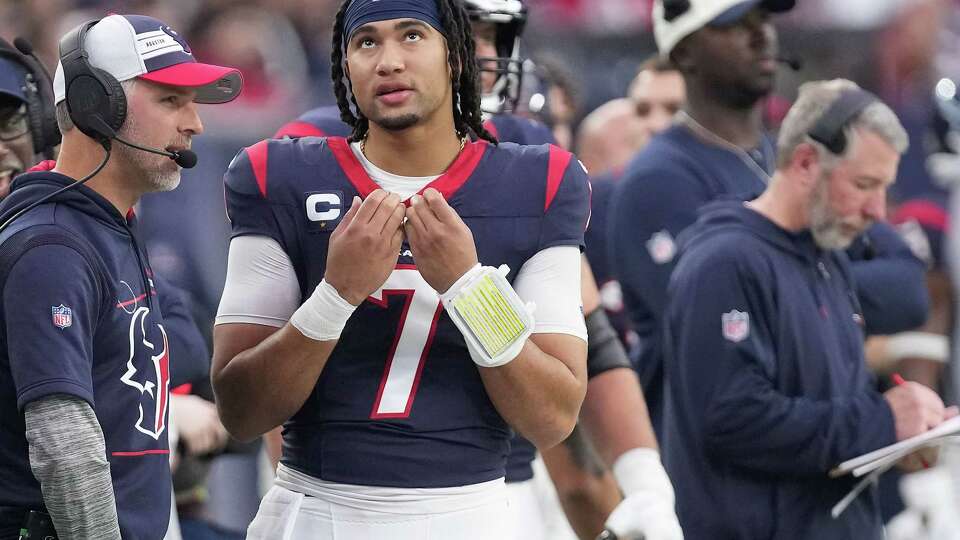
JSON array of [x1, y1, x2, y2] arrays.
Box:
[[807, 88, 878, 155], [58, 19, 128, 148], [662, 0, 691, 21], [0, 37, 60, 159]]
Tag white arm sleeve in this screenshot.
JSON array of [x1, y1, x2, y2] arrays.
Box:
[[512, 246, 587, 342], [215, 235, 302, 327]]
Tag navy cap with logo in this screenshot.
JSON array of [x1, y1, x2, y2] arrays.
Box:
[[0, 56, 28, 104]]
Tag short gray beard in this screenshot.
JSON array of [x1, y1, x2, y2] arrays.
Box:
[[114, 115, 181, 193], [809, 174, 855, 250]]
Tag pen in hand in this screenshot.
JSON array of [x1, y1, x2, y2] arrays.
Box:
[[890, 372, 937, 469]]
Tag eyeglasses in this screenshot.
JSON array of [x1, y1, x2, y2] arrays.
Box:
[[0, 104, 28, 142]]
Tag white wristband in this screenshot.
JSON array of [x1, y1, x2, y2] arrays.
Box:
[[885, 332, 949, 364], [289, 279, 357, 341], [612, 447, 675, 504]]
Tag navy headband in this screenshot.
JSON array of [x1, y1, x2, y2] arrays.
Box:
[[343, 0, 445, 49]]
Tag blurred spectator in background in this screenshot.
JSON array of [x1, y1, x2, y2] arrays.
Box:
[[584, 56, 685, 361], [874, 0, 950, 205], [627, 56, 685, 148], [612, 0, 929, 442], [576, 98, 646, 176], [531, 53, 581, 149], [0, 37, 60, 195], [611, 0, 796, 436]]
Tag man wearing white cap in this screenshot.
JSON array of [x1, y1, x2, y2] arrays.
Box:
[[0, 14, 241, 540], [610, 0, 930, 439]]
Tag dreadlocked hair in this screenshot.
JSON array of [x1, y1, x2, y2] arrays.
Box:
[[331, 2, 367, 142], [330, 0, 498, 144]]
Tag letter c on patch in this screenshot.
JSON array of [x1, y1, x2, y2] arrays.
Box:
[[306, 193, 342, 222]]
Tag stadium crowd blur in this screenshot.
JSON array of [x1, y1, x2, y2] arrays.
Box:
[[4, 0, 960, 538]]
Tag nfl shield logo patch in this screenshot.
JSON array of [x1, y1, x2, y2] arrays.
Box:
[[646, 230, 677, 264], [52, 304, 73, 329], [721, 310, 749, 342]]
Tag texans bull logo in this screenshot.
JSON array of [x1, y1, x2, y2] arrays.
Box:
[[119, 306, 171, 440]]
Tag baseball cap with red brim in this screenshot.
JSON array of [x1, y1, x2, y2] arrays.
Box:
[[54, 14, 242, 105]]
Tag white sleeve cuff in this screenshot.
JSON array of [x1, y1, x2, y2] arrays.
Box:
[[512, 246, 587, 342], [215, 235, 302, 327]]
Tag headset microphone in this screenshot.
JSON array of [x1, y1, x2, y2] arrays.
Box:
[[12, 37, 39, 62], [111, 135, 198, 168], [776, 55, 803, 71]]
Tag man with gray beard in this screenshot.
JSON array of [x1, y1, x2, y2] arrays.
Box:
[[0, 14, 241, 540], [662, 79, 959, 540]]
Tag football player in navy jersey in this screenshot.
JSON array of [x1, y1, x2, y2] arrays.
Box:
[[266, 3, 683, 537], [0, 14, 242, 540], [212, 1, 590, 538]]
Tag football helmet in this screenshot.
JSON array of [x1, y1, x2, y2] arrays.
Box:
[[464, 0, 528, 114]]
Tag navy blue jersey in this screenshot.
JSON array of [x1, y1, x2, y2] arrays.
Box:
[[0, 172, 171, 539], [891, 196, 948, 270], [224, 136, 589, 488], [276, 108, 562, 483], [664, 201, 895, 539], [274, 105, 352, 139]]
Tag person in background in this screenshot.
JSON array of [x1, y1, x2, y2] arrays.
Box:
[[611, 0, 929, 437], [575, 98, 646, 177], [0, 36, 59, 195], [627, 56, 685, 149], [664, 78, 956, 540], [585, 56, 686, 372]]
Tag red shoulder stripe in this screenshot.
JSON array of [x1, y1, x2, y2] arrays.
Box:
[[892, 200, 949, 231], [328, 137, 379, 198], [483, 119, 499, 139], [545, 145, 573, 212], [420, 140, 488, 200], [274, 121, 327, 139], [246, 140, 270, 198]]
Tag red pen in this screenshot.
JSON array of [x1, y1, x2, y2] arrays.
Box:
[[892, 373, 931, 468]]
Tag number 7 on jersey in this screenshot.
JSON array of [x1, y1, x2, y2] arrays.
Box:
[[367, 266, 443, 419]]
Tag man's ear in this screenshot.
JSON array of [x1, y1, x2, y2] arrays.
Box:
[[669, 37, 695, 75], [790, 142, 822, 191]]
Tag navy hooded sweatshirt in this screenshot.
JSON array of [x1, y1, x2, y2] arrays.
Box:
[[0, 171, 171, 540], [663, 200, 897, 540]]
